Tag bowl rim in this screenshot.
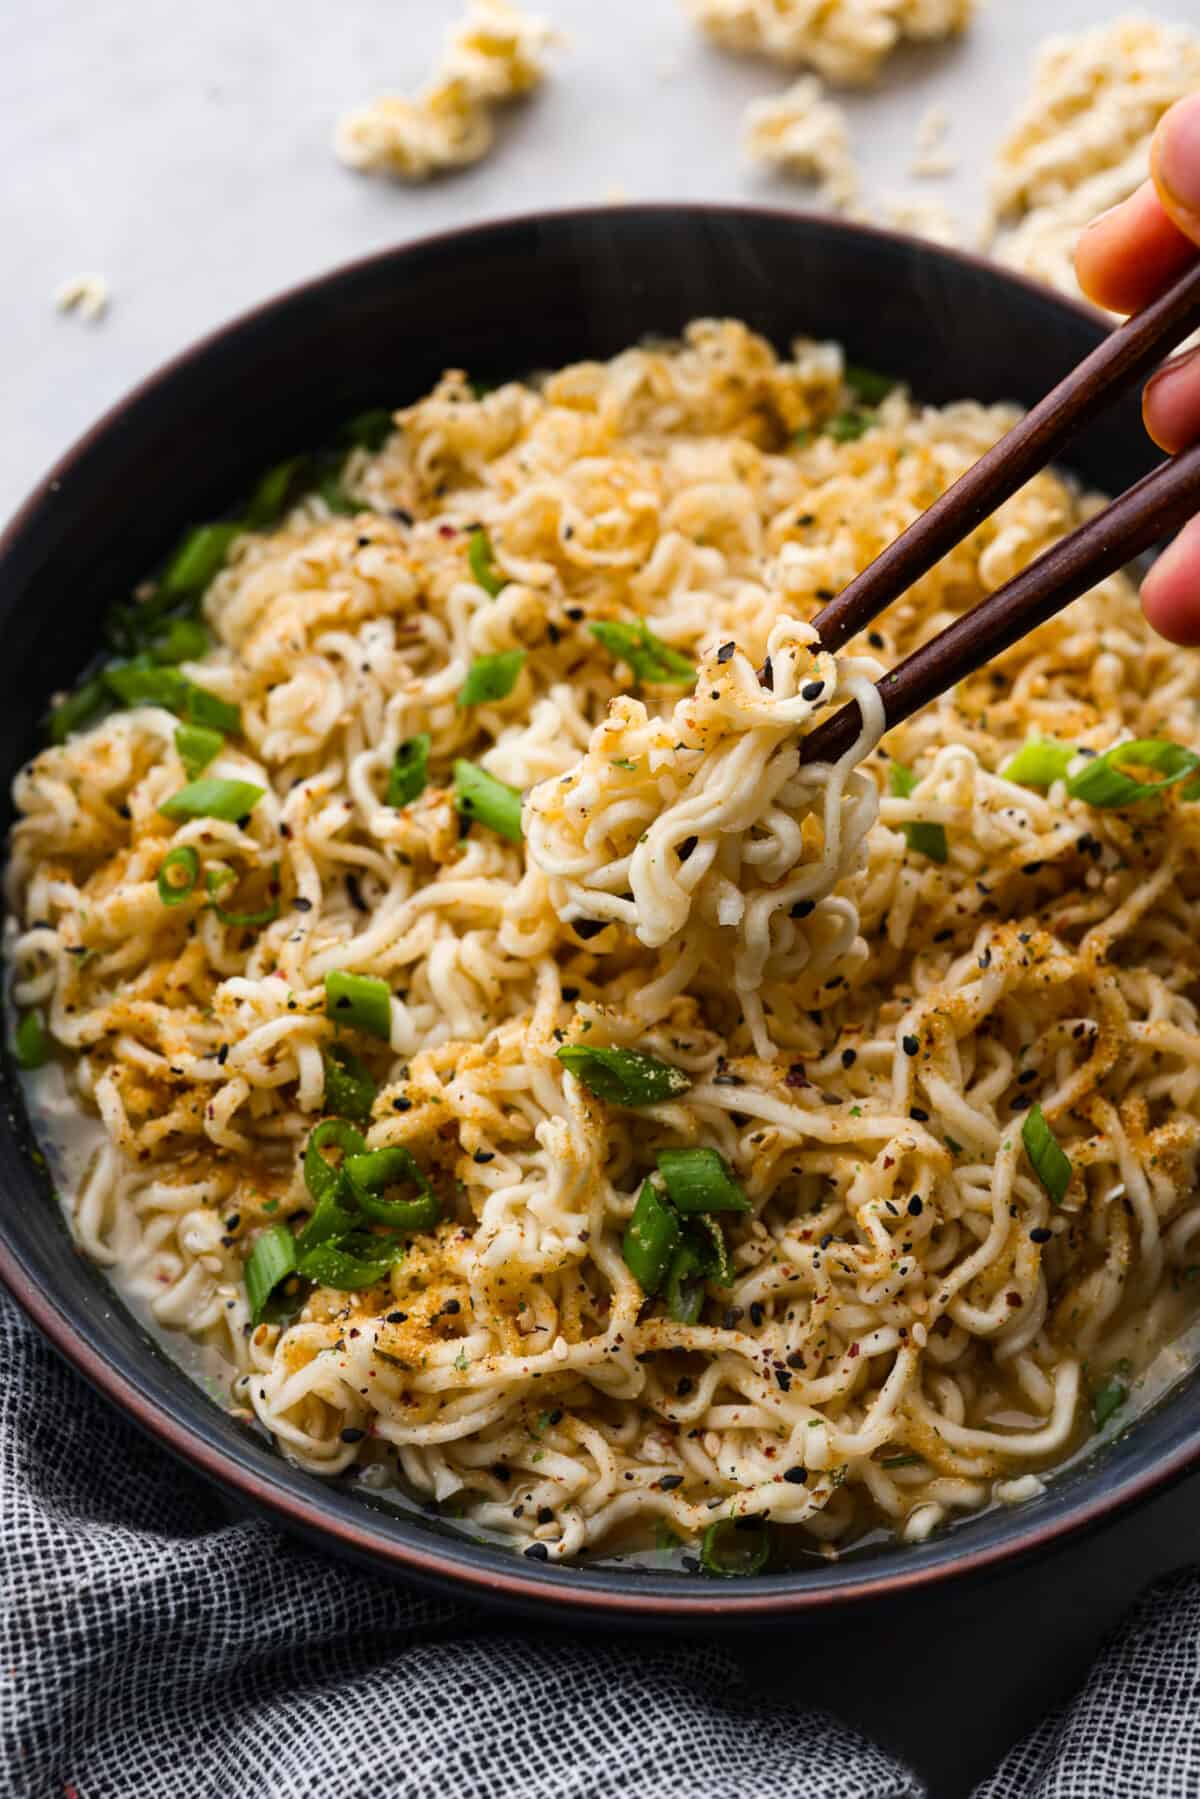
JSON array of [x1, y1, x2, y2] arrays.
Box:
[[2, 200, 1192, 1621]]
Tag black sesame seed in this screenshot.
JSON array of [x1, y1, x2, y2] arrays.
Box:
[[1030, 1227, 1052, 1244], [909, 1107, 929, 1122], [868, 631, 885, 649], [293, 896, 312, 913], [786, 1351, 805, 1369], [802, 681, 825, 701], [386, 1311, 408, 1323], [842, 1048, 857, 1068], [676, 835, 698, 862], [902, 1035, 919, 1057], [723, 1307, 743, 1330], [524, 1543, 550, 1561], [759, 657, 774, 690], [444, 1299, 461, 1315], [340, 1427, 366, 1443], [791, 898, 815, 919], [783, 1466, 809, 1484], [473, 1150, 495, 1164], [536, 1505, 555, 1523], [1010, 1094, 1034, 1111], [716, 641, 735, 663], [907, 1196, 924, 1217], [659, 1475, 683, 1491], [775, 1369, 793, 1392], [749, 1302, 764, 1327]]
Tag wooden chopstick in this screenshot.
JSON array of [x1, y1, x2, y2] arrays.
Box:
[[810, 257, 1200, 657], [794, 254, 1200, 769], [800, 437, 1200, 767]]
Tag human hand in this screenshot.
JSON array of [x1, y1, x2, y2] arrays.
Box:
[[1076, 90, 1200, 645]]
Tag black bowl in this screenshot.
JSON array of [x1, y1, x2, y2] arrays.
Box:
[[0, 205, 1192, 1622]]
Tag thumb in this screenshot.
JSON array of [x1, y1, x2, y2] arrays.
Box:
[[1151, 90, 1200, 249]]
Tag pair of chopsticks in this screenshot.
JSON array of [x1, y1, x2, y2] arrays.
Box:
[[799, 257, 1200, 767]]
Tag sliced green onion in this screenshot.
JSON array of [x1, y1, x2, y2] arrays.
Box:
[[245, 456, 308, 528], [825, 411, 871, 442], [880, 1453, 924, 1470], [622, 1179, 681, 1294], [324, 970, 392, 1042], [205, 862, 281, 928], [556, 1045, 691, 1107], [106, 663, 241, 735], [700, 1517, 770, 1578], [665, 1237, 707, 1323], [889, 763, 948, 864], [1091, 1359, 1133, 1430], [387, 734, 430, 808], [161, 522, 242, 597], [843, 365, 895, 404], [175, 722, 224, 779], [342, 408, 394, 451], [245, 1223, 299, 1323], [656, 1146, 749, 1215], [296, 1239, 401, 1290], [13, 1009, 51, 1070], [345, 1147, 439, 1231], [158, 777, 264, 824], [453, 760, 523, 842], [303, 1118, 368, 1205], [315, 467, 358, 516], [323, 1044, 377, 1123], [1022, 1103, 1072, 1206], [48, 677, 110, 744], [1066, 738, 1200, 809], [150, 617, 210, 664], [1000, 737, 1075, 791], [589, 620, 695, 688], [157, 845, 200, 907], [467, 528, 507, 596], [458, 651, 526, 708], [294, 1189, 359, 1256]]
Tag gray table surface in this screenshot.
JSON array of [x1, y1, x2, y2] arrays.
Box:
[[5, 2, 1199, 1794]]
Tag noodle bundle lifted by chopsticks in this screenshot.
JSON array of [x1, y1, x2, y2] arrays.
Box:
[[8, 320, 1200, 1568]]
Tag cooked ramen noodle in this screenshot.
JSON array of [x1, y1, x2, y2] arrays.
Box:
[[9, 321, 1200, 1569]]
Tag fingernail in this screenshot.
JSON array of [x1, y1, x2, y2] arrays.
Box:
[[1154, 92, 1200, 218], [1080, 201, 1120, 235]]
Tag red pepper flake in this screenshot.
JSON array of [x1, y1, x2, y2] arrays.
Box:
[[848, 1343, 860, 1359], [785, 1064, 810, 1089], [438, 523, 457, 538]]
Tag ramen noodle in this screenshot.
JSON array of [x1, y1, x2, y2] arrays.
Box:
[[336, 0, 557, 181], [684, 0, 972, 86], [742, 76, 860, 206], [9, 321, 1200, 1569]]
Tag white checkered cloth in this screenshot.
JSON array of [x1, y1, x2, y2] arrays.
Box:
[[1, 1294, 1195, 1799]]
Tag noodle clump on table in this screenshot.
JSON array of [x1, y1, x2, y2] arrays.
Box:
[[8, 321, 1200, 1568]]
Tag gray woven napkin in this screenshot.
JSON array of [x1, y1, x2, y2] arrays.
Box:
[[0, 1294, 1194, 1799]]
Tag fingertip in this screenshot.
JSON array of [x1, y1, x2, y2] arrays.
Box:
[[1075, 181, 1196, 314], [1152, 92, 1200, 246], [1141, 516, 1200, 647], [1142, 346, 1200, 453]]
